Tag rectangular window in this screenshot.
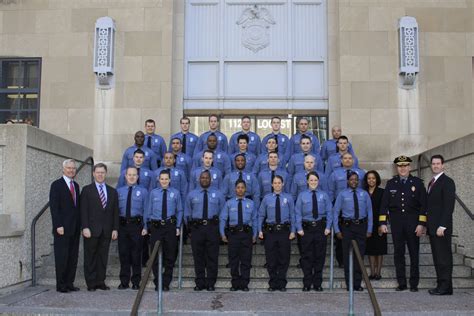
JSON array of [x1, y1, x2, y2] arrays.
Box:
[[0, 58, 41, 126]]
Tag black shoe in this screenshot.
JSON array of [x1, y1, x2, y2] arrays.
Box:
[[428, 288, 439, 295], [194, 286, 204, 291], [163, 285, 170, 292], [369, 275, 375, 280], [154, 286, 158, 291], [268, 287, 275, 292], [57, 287, 69, 293], [296, 263, 301, 269], [230, 287, 238, 291], [225, 263, 230, 268], [302, 287, 311, 292], [241, 286, 249, 292], [96, 284, 110, 291], [132, 284, 140, 290], [375, 274, 382, 280], [263, 263, 267, 268], [118, 284, 129, 290], [314, 286, 323, 292], [67, 286, 80, 292], [396, 285, 407, 291], [279, 287, 286, 292], [410, 287, 418, 292], [207, 286, 215, 291], [431, 289, 453, 296], [337, 262, 344, 268], [354, 286, 364, 292], [87, 287, 96, 292]]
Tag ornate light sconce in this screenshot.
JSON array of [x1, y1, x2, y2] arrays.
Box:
[[398, 16, 419, 88], [93, 17, 116, 89]]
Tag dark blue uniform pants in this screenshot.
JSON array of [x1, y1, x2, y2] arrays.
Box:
[[149, 224, 177, 287], [118, 222, 143, 286], [228, 230, 253, 288], [190, 224, 220, 288], [300, 226, 327, 288], [264, 230, 291, 289], [391, 213, 420, 288], [341, 222, 367, 289]]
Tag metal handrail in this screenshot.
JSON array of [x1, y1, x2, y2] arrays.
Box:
[[131, 240, 163, 316], [348, 240, 382, 316], [177, 224, 184, 289], [329, 227, 335, 290], [417, 154, 474, 220], [30, 156, 94, 286]]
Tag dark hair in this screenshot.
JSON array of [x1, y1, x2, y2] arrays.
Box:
[[235, 179, 246, 187], [337, 135, 349, 143], [363, 170, 381, 190], [306, 171, 320, 181], [234, 153, 246, 161], [180, 116, 190, 124], [171, 137, 182, 144], [203, 149, 214, 157], [430, 154, 445, 164], [346, 170, 359, 180], [164, 151, 175, 159], [300, 134, 312, 143], [125, 166, 138, 174], [237, 134, 249, 143], [207, 133, 217, 140], [268, 150, 279, 157], [93, 163, 108, 172], [272, 175, 284, 183], [159, 169, 171, 178], [145, 119, 155, 125], [241, 115, 251, 121], [200, 169, 211, 177], [298, 117, 309, 124], [270, 116, 280, 122], [209, 114, 218, 120], [133, 149, 145, 156]]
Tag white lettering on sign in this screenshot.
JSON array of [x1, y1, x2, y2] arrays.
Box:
[[257, 119, 291, 129]]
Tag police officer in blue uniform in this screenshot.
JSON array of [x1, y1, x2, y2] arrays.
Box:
[[194, 114, 229, 155], [325, 136, 358, 177], [320, 126, 355, 163], [144, 170, 183, 291], [291, 155, 328, 200], [230, 134, 257, 173], [287, 135, 324, 176], [223, 154, 260, 208], [168, 116, 199, 157], [120, 131, 158, 173], [261, 116, 290, 164], [228, 115, 261, 155], [379, 155, 427, 292], [254, 137, 286, 174], [288, 117, 321, 156], [220, 180, 258, 291], [169, 137, 193, 179], [185, 170, 226, 291], [257, 151, 290, 197], [117, 149, 155, 191], [189, 150, 223, 191], [154, 152, 188, 204], [333, 171, 373, 291], [258, 175, 296, 291], [117, 167, 148, 290], [144, 119, 167, 168], [193, 133, 231, 177], [295, 171, 332, 291]]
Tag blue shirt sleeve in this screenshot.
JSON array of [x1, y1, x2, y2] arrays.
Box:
[[295, 193, 303, 232], [332, 192, 343, 234], [219, 201, 229, 236]]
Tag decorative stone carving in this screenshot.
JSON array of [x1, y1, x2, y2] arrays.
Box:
[[236, 5, 275, 53], [398, 17, 419, 88], [93, 17, 115, 89]]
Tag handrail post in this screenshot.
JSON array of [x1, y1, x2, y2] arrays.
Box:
[[158, 246, 163, 315], [329, 227, 334, 291], [31, 223, 36, 286], [178, 224, 184, 289], [348, 241, 354, 316]]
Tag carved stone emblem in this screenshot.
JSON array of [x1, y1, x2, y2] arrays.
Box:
[[236, 5, 275, 53]]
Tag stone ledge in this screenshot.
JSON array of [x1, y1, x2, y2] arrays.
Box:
[[0, 214, 23, 237]]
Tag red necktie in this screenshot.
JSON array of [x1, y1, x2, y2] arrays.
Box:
[[69, 181, 76, 206], [428, 177, 435, 193]]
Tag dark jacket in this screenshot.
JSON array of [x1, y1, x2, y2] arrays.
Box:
[[49, 177, 81, 236], [427, 173, 456, 236]]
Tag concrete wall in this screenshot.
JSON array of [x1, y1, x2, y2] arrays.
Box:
[[411, 133, 474, 268], [0, 124, 92, 289]]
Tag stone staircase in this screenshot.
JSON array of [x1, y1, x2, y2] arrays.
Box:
[[37, 233, 474, 290]]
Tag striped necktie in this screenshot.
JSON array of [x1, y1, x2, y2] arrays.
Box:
[[99, 184, 107, 209]]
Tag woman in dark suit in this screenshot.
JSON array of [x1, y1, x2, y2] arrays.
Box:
[[363, 170, 386, 280]]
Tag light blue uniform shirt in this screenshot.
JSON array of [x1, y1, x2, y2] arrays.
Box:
[[184, 188, 225, 222], [189, 167, 223, 191], [261, 132, 290, 163], [173, 152, 193, 179], [287, 152, 324, 176], [333, 188, 373, 234], [168, 132, 199, 157], [320, 139, 355, 162], [228, 131, 262, 155], [219, 197, 258, 238], [288, 132, 321, 156], [258, 193, 296, 233], [325, 152, 360, 177], [328, 167, 366, 202], [295, 189, 332, 231], [144, 133, 167, 166], [230, 151, 257, 173], [257, 168, 291, 197], [290, 171, 329, 201], [153, 167, 188, 204], [222, 171, 260, 208], [144, 187, 183, 229], [117, 185, 148, 218], [194, 131, 229, 155], [120, 145, 158, 173], [253, 153, 286, 174], [193, 150, 231, 177], [117, 166, 154, 191]]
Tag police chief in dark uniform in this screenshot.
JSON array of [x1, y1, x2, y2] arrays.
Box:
[[379, 155, 427, 292]]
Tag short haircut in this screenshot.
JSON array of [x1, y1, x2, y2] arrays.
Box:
[[93, 163, 107, 172], [235, 179, 246, 187], [271, 116, 280, 122], [337, 135, 349, 143], [145, 119, 155, 125], [306, 171, 320, 181], [133, 149, 145, 156], [164, 151, 175, 158], [241, 115, 251, 121], [430, 154, 445, 164], [200, 169, 211, 177], [363, 170, 381, 189], [209, 114, 218, 120], [273, 175, 284, 183], [159, 169, 171, 178], [180, 116, 190, 124], [203, 149, 214, 157], [171, 137, 182, 144], [207, 133, 217, 140], [126, 166, 138, 174], [300, 134, 312, 143], [62, 159, 76, 168], [237, 134, 249, 143], [346, 170, 359, 180], [268, 150, 279, 157], [298, 117, 309, 124], [234, 153, 246, 161]]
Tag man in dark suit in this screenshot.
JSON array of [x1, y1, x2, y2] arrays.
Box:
[[49, 159, 81, 293], [427, 154, 456, 296], [80, 163, 119, 291]]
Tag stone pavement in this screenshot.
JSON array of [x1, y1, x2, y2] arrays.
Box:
[[1, 286, 474, 315]]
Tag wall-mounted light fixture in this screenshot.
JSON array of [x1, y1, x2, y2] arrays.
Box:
[[398, 16, 419, 88], [93, 17, 115, 89]]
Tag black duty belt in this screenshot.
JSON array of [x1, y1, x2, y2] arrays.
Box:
[[190, 216, 219, 226], [120, 216, 142, 225], [149, 216, 177, 228], [342, 218, 367, 226], [264, 223, 290, 232], [302, 219, 326, 229], [227, 225, 252, 233]]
